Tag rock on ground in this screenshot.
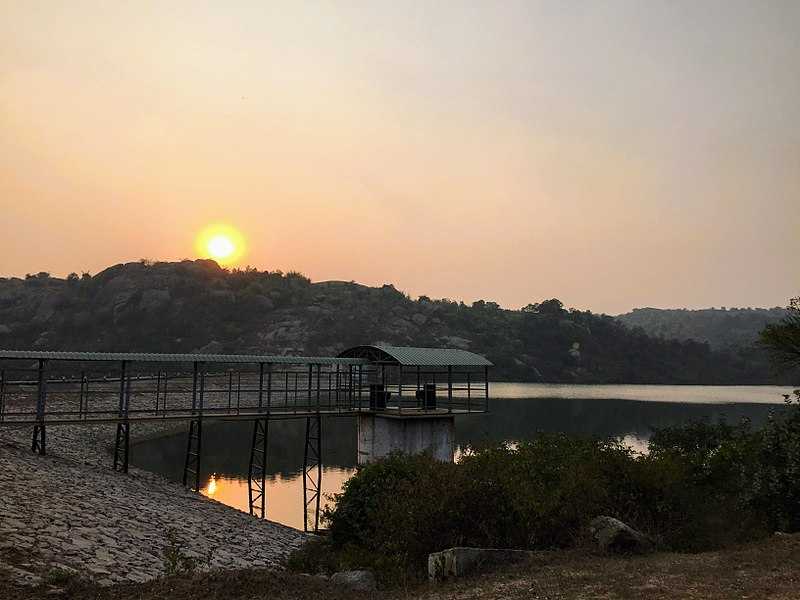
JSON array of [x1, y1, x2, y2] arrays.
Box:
[[330, 570, 377, 591], [589, 515, 653, 554], [428, 547, 534, 581]]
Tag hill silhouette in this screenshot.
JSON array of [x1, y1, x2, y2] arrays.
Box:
[[0, 260, 793, 384]]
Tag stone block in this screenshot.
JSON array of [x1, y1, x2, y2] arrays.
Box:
[[428, 547, 533, 581]]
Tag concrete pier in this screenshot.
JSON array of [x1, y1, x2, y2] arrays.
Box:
[[357, 412, 455, 464]]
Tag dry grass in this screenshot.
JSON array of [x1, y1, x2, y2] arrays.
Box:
[[3, 534, 800, 600], [404, 533, 800, 600]]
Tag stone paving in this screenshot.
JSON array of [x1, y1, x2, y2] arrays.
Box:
[[0, 395, 309, 587]]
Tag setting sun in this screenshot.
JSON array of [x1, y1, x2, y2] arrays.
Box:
[[195, 224, 246, 266]]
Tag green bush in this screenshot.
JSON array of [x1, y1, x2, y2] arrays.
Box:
[[292, 393, 800, 584]]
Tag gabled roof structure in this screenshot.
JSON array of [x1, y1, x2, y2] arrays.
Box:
[[338, 344, 493, 367]]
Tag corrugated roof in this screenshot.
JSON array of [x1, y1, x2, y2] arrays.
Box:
[[339, 344, 493, 367], [0, 350, 366, 366]]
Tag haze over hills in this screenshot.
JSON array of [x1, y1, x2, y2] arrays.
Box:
[[0, 260, 794, 384], [616, 307, 789, 350]]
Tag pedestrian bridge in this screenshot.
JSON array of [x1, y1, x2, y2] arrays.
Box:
[[0, 345, 491, 531]]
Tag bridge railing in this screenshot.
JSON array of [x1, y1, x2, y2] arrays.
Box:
[[0, 357, 489, 425]]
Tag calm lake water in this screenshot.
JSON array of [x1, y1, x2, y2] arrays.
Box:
[[132, 384, 796, 530]]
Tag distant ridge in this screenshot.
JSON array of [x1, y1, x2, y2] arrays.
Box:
[[0, 260, 794, 384], [616, 307, 788, 350]]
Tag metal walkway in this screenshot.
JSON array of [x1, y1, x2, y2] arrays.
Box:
[[0, 348, 491, 532]]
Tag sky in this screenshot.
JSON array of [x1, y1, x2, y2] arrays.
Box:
[[1, 1, 798, 314]]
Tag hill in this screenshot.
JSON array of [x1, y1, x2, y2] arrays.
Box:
[[0, 260, 794, 384], [616, 307, 788, 349]]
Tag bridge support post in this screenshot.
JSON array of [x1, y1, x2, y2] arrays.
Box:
[[303, 414, 322, 533], [357, 413, 454, 465], [113, 361, 131, 473], [31, 359, 47, 455], [248, 418, 269, 518], [182, 362, 203, 491], [113, 422, 130, 472], [182, 419, 202, 490]]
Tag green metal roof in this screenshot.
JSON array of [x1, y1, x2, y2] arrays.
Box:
[[0, 350, 366, 366], [338, 344, 493, 367]]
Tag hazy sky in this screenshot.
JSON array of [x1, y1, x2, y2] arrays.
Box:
[[2, 1, 798, 314]]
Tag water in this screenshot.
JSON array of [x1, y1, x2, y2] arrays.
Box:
[[131, 384, 796, 530]]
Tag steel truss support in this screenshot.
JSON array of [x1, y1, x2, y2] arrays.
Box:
[[31, 359, 47, 455], [182, 362, 203, 491], [113, 361, 131, 473], [248, 418, 269, 518], [183, 418, 202, 490], [303, 413, 322, 533]]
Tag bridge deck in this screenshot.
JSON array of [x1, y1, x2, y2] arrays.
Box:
[[0, 406, 477, 426]]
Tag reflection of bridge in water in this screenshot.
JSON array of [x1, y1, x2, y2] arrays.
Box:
[[0, 345, 491, 532]]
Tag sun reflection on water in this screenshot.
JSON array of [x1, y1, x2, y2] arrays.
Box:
[[206, 473, 218, 496], [199, 468, 354, 530]]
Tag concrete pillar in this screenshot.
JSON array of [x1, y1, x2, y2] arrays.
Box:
[[357, 413, 454, 465]]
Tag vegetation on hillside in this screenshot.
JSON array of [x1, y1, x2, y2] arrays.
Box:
[[0, 260, 795, 383], [616, 306, 787, 349], [760, 297, 800, 369], [291, 392, 800, 584]]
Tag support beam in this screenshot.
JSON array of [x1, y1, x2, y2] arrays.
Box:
[[182, 418, 202, 491], [484, 366, 490, 412], [303, 413, 322, 533], [182, 362, 203, 491], [0, 369, 5, 423], [113, 362, 131, 473], [248, 418, 269, 518], [31, 359, 47, 455], [447, 366, 453, 413], [113, 422, 130, 473]]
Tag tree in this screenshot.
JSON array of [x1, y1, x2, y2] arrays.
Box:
[[760, 297, 800, 370], [522, 299, 565, 316]]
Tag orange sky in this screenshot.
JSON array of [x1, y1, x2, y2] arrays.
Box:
[[2, 1, 798, 314]]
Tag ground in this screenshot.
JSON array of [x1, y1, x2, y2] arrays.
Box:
[[3, 533, 799, 599]]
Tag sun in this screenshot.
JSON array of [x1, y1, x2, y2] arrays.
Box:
[[195, 224, 246, 266]]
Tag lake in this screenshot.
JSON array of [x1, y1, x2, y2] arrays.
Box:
[[131, 383, 796, 530]]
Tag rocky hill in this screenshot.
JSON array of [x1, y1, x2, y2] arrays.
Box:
[[0, 260, 793, 384], [616, 307, 789, 350]]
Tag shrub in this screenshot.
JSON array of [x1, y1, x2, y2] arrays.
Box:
[[306, 395, 800, 584]]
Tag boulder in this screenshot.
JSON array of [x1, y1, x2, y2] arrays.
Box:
[[139, 289, 171, 313], [440, 335, 471, 350], [195, 341, 224, 354], [252, 295, 274, 311], [33, 331, 53, 348], [32, 296, 58, 325], [329, 570, 376, 592], [428, 547, 533, 581], [589, 516, 653, 554], [112, 291, 135, 323]]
